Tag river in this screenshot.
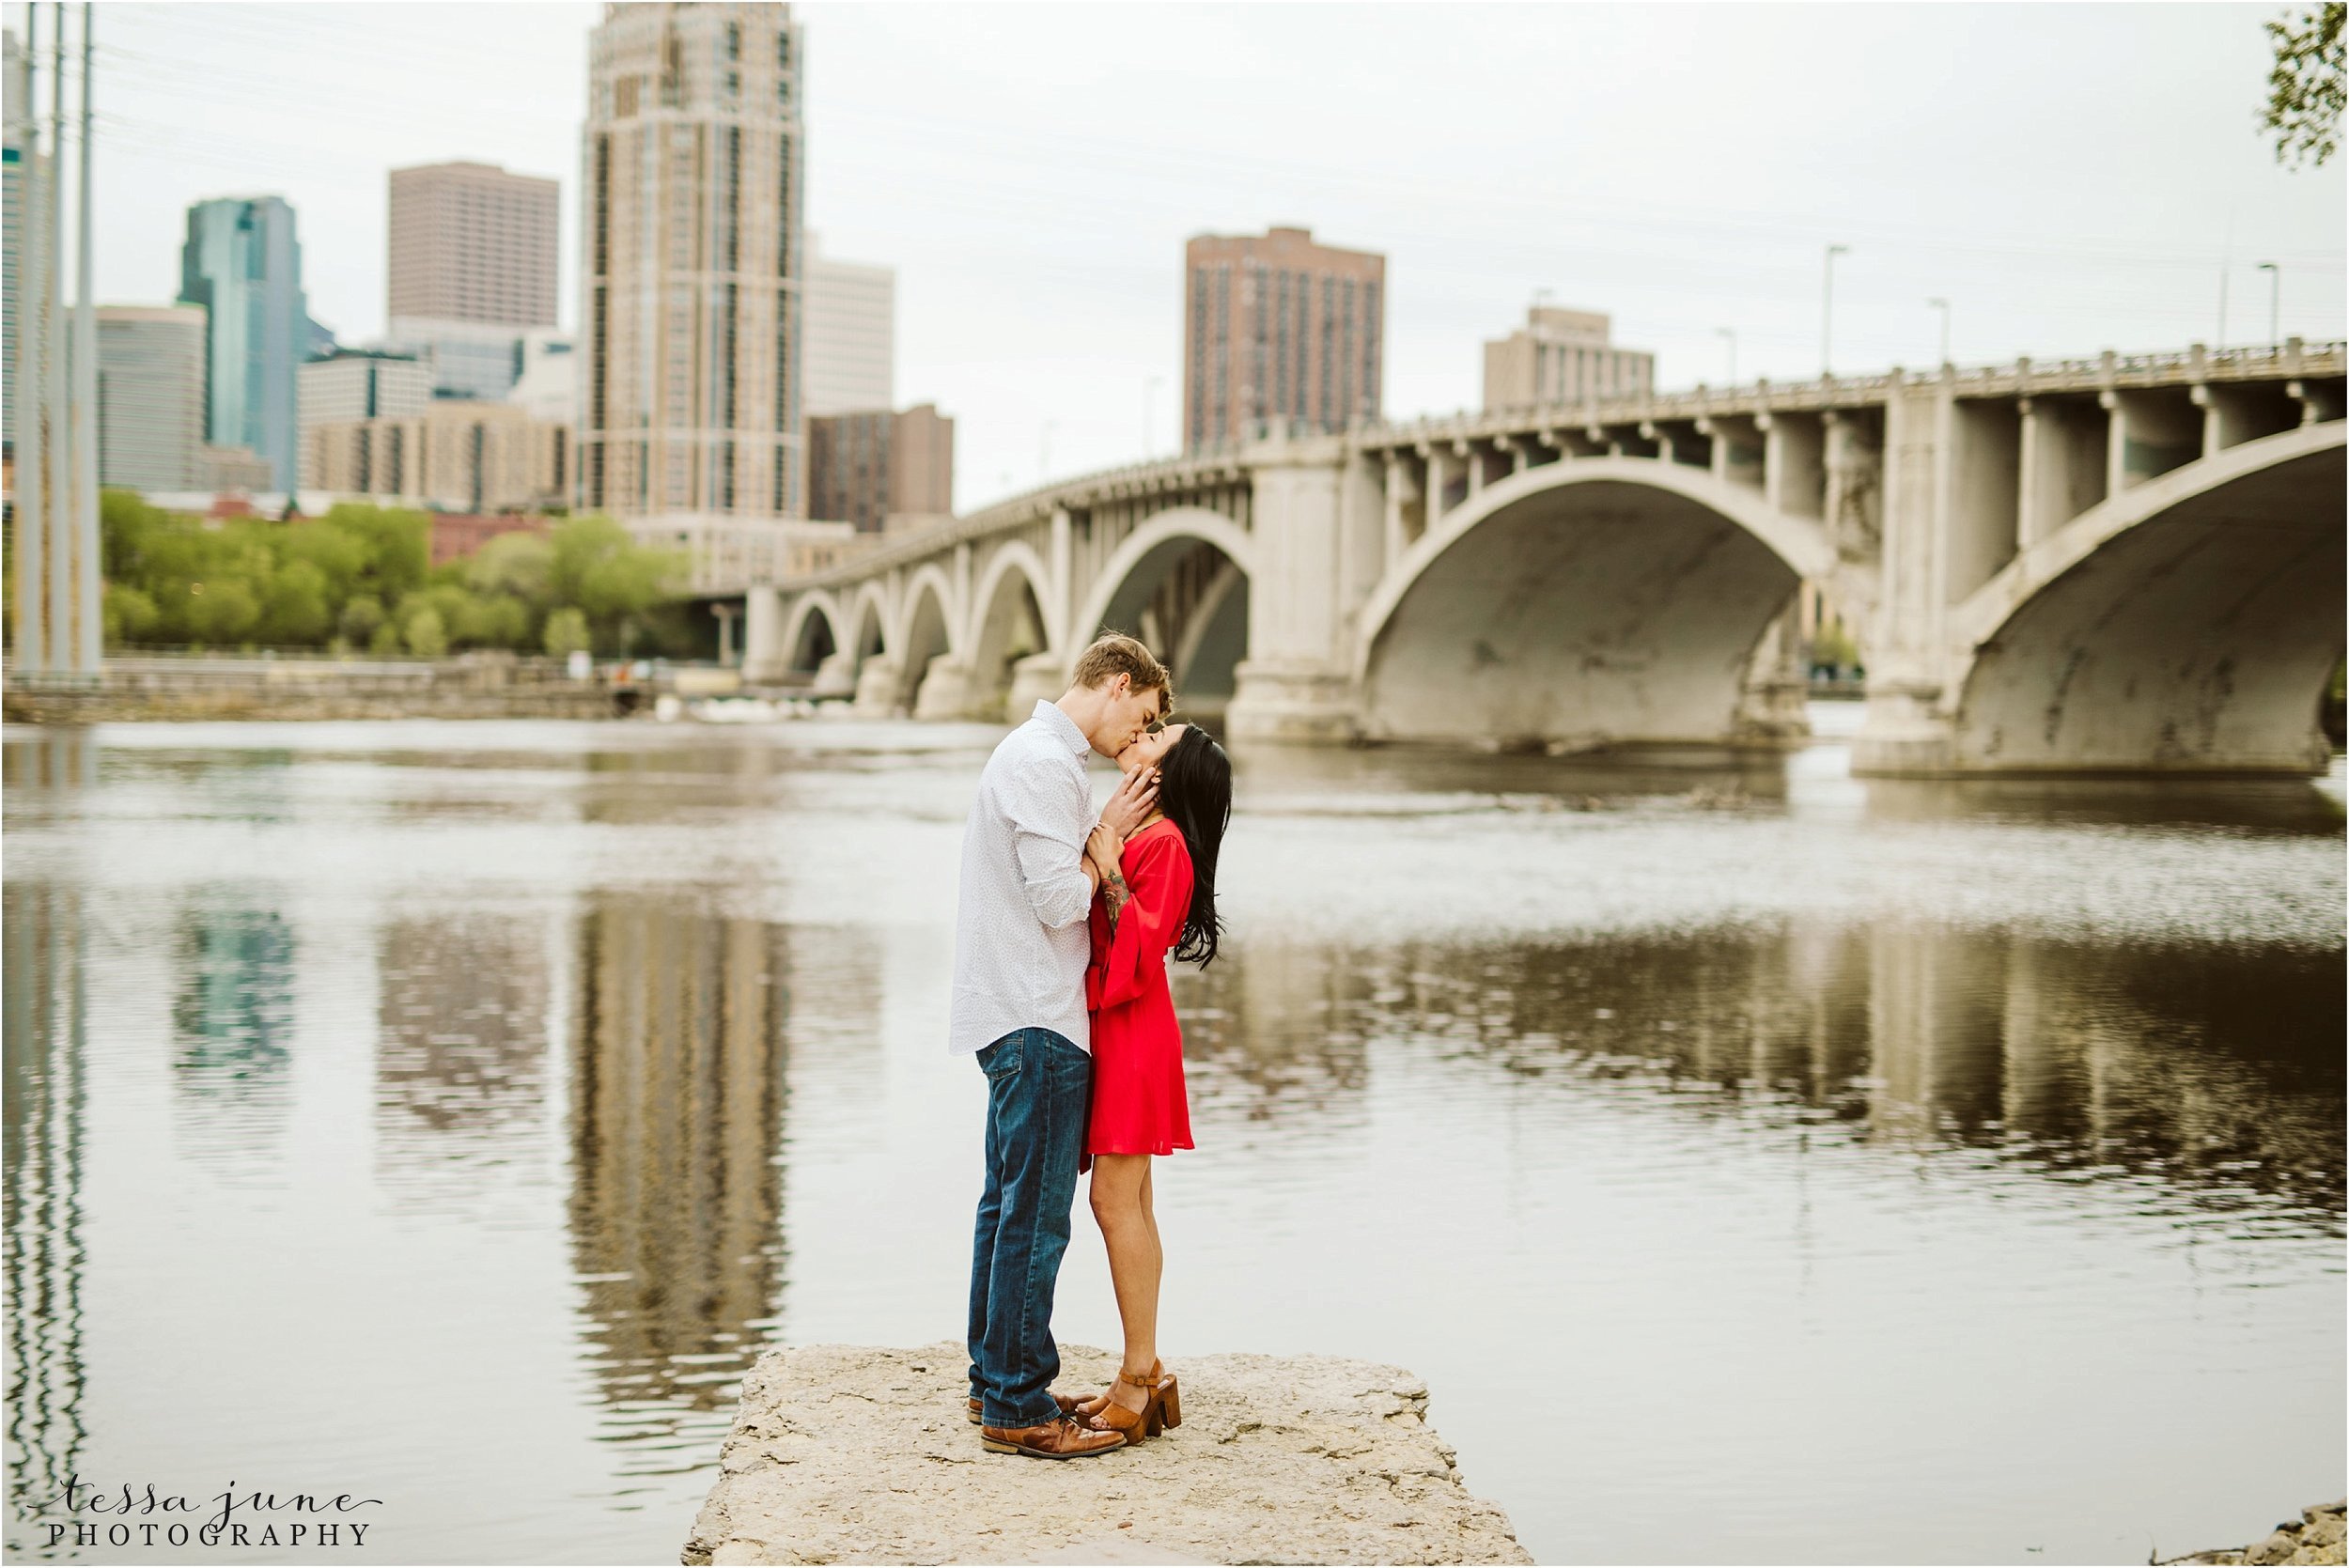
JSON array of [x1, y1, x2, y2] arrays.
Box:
[[3, 707, 2341, 1565]]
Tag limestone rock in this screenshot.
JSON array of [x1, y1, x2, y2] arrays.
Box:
[[681, 1342, 1532, 1566], [2164, 1500, 2348, 1566]]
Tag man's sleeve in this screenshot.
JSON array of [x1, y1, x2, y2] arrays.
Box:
[[1005, 763, 1095, 931]]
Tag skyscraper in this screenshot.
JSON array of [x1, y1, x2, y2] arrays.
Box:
[[807, 402, 953, 532], [95, 305, 206, 492], [179, 195, 309, 491], [387, 161, 559, 330], [1183, 225, 1384, 452], [579, 1, 806, 520], [801, 233, 893, 416]]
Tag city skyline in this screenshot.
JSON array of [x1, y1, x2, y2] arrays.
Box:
[[50, 2, 2349, 512]]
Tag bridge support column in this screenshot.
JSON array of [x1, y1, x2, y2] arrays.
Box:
[[811, 650, 857, 699], [1226, 442, 1359, 744], [913, 654, 983, 720], [1853, 382, 1958, 774], [1007, 651, 1066, 714], [741, 586, 786, 682], [1735, 596, 1812, 743], [852, 655, 904, 715]]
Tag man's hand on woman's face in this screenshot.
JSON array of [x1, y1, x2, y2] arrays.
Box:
[[1098, 764, 1159, 837]]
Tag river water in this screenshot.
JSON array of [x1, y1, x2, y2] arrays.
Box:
[[3, 708, 2341, 1565]]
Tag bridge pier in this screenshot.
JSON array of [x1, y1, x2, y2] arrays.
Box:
[[913, 655, 984, 721], [810, 650, 858, 699], [1006, 652, 1066, 715], [741, 585, 786, 683], [853, 655, 904, 715]]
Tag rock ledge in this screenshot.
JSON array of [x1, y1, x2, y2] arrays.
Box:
[[682, 1342, 1532, 1566], [2162, 1501, 2347, 1566]]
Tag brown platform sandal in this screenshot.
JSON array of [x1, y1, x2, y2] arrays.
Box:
[[1091, 1364, 1184, 1446]]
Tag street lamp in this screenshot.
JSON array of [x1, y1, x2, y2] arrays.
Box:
[[2258, 261, 2279, 345], [1927, 298, 1951, 367], [1715, 327, 1736, 387], [1822, 244, 1849, 376]]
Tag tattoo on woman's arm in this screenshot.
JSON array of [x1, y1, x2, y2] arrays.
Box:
[[1102, 870, 1129, 933]]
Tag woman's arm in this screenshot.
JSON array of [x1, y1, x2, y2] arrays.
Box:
[[1086, 833, 1194, 1012]]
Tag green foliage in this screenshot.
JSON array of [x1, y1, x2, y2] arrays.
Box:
[[90, 497, 696, 660], [403, 604, 449, 658], [1810, 620, 1862, 675], [542, 606, 590, 659], [2263, 2, 2345, 166], [103, 582, 160, 645]]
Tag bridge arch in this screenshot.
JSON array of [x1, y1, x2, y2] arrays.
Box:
[[779, 589, 844, 678], [966, 541, 1058, 719], [1071, 508, 1258, 710], [890, 564, 962, 712], [847, 581, 891, 665], [1355, 458, 1837, 749], [1947, 420, 2345, 772]]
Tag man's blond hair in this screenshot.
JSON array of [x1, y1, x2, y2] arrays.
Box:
[[1069, 632, 1170, 706]]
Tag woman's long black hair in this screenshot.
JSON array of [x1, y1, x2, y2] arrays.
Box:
[[1158, 723, 1231, 968]]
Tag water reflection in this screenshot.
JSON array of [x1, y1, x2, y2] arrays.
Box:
[[566, 896, 793, 1483], [2, 881, 91, 1538], [1174, 922, 2344, 1226], [168, 905, 298, 1176], [375, 916, 552, 1204]]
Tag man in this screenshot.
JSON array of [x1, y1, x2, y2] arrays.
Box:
[[957, 633, 1170, 1460]]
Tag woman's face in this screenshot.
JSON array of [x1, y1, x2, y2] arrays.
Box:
[[1116, 722, 1187, 776]]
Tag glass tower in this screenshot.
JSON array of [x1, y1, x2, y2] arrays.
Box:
[[179, 195, 308, 492]]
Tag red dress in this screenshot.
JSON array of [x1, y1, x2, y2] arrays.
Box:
[[1082, 817, 1196, 1164]]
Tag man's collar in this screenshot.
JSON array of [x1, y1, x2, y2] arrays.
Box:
[[1034, 699, 1090, 759]]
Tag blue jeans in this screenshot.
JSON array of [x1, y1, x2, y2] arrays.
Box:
[[966, 1026, 1091, 1429]]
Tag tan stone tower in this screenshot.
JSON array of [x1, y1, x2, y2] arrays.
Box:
[[579, 1, 806, 519]]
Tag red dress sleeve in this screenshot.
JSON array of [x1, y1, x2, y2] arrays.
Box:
[[1087, 828, 1193, 1011]]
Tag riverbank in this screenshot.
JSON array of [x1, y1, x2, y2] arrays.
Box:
[[2164, 1502, 2347, 1565], [680, 1342, 1531, 1566], [3, 653, 633, 722]]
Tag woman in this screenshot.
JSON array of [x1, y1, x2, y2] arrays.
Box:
[[1071, 720, 1231, 1446]]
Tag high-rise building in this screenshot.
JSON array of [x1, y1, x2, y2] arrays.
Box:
[[1482, 304, 1654, 411], [807, 402, 953, 532], [306, 401, 568, 514], [179, 195, 309, 492], [298, 349, 435, 487], [579, 1, 806, 520], [95, 305, 206, 492], [1183, 225, 1384, 453], [801, 233, 894, 416], [387, 161, 560, 331]]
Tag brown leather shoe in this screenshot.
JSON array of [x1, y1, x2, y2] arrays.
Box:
[[979, 1413, 1125, 1459], [969, 1392, 1083, 1425]]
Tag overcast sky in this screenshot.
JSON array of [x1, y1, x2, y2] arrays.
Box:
[[50, 1, 2349, 510]]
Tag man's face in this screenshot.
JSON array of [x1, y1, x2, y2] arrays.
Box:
[[1093, 676, 1165, 760]]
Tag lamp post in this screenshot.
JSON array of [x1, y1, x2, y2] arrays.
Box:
[[1715, 327, 1736, 387], [1927, 297, 1950, 367], [1822, 243, 1848, 376], [2258, 261, 2279, 345]]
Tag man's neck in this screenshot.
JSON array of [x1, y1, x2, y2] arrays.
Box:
[[1055, 688, 1102, 748]]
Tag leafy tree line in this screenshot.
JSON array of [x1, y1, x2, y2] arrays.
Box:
[[1, 495, 701, 660]]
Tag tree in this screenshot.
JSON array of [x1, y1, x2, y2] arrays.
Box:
[[542, 606, 590, 659], [257, 560, 333, 645], [339, 595, 386, 646], [403, 604, 449, 658], [2263, 2, 2345, 166], [103, 583, 160, 644]]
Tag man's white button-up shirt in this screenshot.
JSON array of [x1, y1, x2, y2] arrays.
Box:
[[948, 700, 1097, 1056]]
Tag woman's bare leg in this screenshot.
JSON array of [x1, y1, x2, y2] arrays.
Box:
[[1081, 1154, 1159, 1423]]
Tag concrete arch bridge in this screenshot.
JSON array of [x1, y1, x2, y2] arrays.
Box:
[[735, 340, 2345, 775]]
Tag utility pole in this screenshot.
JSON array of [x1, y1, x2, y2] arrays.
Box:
[[2258, 261, 2279, 345], [43, 0, 70, 673], [1821, 243, 1848, 377]]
